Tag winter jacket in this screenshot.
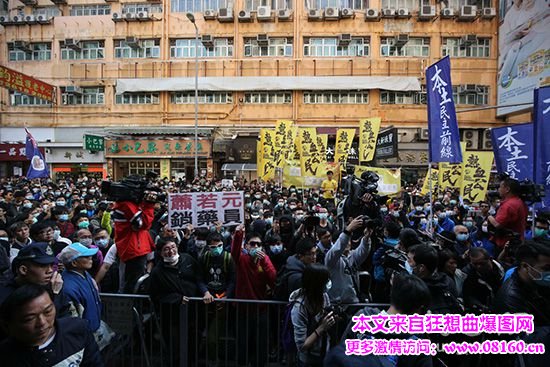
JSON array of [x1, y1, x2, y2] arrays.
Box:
[[149, 253, 202, 304], [462, 260, 504, 313], [231, 230, 276, 300], [112, 201, 155, 262], [423, 272, 463, 314], [62, 270, 102, 332], [285, 255, 306, 295]]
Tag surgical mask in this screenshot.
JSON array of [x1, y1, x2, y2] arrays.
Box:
[[89, 190, 96, 194], [405, 261, 414, 275], [23, 203, 33, 209], [438, 213, 447, 220], [289, 205, 297, 210], [380, 207, 388, 214], [53, 229, 61, 240], [54, 191, 62, 196], [425, 205, 431, 211], [277, 201, 284, 207], [251, 215, 260, 220], [59, 214, 69, 221], [420, 218, 428, 225], [528, 265, 550, 288], [463, 205, 470, 211], [88, 201, 96, 207], [325, 279, 332, 291], [56, 201, 66, 207], [384, 238, 399, 246], [270, 244, 283, 254], [534, 228, 548, 238], [163, 253, 180, 264], [210, 246, 223, 257], [195, 240, 207, 249], [415, 206, 423, 212], [254, 195, 262, 199], [464, 221, 474, 228], [392, 211, 400, 218], [78, 221, 89, 229], [295, 215, 304, 221], [318, 213, 328, 220], [450, 200, 457, 206], [482, 225, 489, 233], [249, 247, 259, 257], [446, 210, 454, 217], [79, 238, 93, 247], [456, 233, 469, 242], [95, 238, 109, 248], [265, 217, 273, 225], [31, 217, 38, 224], [25, 195, 34, 200], [263, 200, 270, 205]]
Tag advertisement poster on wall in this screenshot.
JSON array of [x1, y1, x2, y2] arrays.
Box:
[[497, 0, 550, 116]]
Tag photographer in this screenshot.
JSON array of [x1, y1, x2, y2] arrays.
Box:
[[487, 176, 528, 253]]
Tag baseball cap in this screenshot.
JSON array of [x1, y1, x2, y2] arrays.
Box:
[[58, 242, 98, 264], [14, 242, 56, 265]]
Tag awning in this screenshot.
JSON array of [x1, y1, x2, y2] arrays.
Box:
[[221, 163, 257, 171], [116, 76, 421, 94]]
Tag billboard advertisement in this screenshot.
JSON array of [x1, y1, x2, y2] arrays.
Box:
[[497, 0, 550, 116]]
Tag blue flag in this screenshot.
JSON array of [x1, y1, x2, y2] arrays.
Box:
[[25, 129, 50, 179], [491, 123, 533, 181], [426, 56, 462, 164], [533, 86, 550, 208]]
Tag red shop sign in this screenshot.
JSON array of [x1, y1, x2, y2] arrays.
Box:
[[0, 143, 45, 162]]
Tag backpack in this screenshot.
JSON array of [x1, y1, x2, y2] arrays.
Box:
[[281, 301, 297, 353], [203, 251, 232, 274], [274, 264, 296, 301]]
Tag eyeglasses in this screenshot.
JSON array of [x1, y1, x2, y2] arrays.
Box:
[[248, 241, 262, 247]]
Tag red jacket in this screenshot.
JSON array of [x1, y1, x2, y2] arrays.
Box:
[[113, 201, 155, 262], [493, 196, 528, 248], [231, 230, 276, 300]]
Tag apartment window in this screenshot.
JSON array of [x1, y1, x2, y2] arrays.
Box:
[[380, 37, 430, 57], [380, 87, 426, 104], [8, 42, 51, 61], [70, 5, 111, 16], [170, 38, 233, 58], [122, 3, 163, 14], [244, 37, 292, 57], [381, 0, 419, 9], [446, 0, 489, 10], [303, 90, 369, 104], [171, 0, 232, 13], [1, 0, 7, 12], [171, 92, 233, 104], [10, 91, 51, 106], [61, 40, 104, 60], [114, 39, 160, 59], [116, 92, 160, 104], [33, 7, 62, 17], [245, 0, 293, 11], [442, 37, 490, 58], [244, 91, 292, 104], [62, 87, 105, 105], [304, 37, 370, 57], [307, 0, 368, 10], [453, 85, 488, 105]]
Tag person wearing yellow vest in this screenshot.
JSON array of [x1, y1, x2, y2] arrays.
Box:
[[321, 171, 338, 206]]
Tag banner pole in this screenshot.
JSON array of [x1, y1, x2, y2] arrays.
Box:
[[428, 162, 434, 233]]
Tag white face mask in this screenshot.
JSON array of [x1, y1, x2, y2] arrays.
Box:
[[195, 240, 206, 249], [325, 279, 332, 291], [163, 253, 180, 264]]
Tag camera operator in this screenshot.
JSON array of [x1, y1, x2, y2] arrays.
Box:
[[487, 176, 528, 254]]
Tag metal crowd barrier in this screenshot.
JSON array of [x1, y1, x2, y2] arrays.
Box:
[[100, 292, 389, 367]]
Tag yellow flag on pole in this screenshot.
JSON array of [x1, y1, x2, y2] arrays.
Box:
[[259, 129, 276, 181], [421, 169, 439, 195], [438, 142, 467, 190], [274, 120, 294, 168], [460, 151, 493, 203], [359, 117, 381, 162], [334, 128, 356, 167]]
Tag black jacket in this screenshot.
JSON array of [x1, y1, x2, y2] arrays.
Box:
[[0, 317, 103, 367], [149, 253, 202, 304], [462, 260, 504, 313], [423, 272, 463, 314]]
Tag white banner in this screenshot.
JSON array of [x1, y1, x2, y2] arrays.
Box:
[[168, 191, 244, 229]]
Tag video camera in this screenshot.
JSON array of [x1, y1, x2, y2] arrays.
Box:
[[101, 171, 166, 203], [488, 173, 546, 204], [381, 246, 409, 281]]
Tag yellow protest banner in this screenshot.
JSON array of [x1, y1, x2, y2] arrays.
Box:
[[421, 169, 439, 195], [259, 129, 276, 181], [359, 118, 381, 162], [283, 161, 341, 189], [298, 128, 323, 177], [438, 142, 467, 190], [354, 166, 401, 195], [460, 151, 493, 203], [291, 126, 300, 162], [317, 134, 328, 166], [274, 120, 294, 168], [334, 128, 356, 167]]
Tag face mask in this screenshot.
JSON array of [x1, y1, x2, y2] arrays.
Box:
[[80, 238, 93, 247], [392, 211, 400, 218], [265, 217, 273, 225], [65, 192, 71, 198], [456, 233, 469, 242], [249, 247, 259, 257], [277, 201, 284, 207], [88, 201, 96, 207], [318, 213, 328, 220], [425, 205, 431, 211], [384, 238, 399, 246], [195, 240, 206, 249], [163, 253, 180, 264], [25, 195, 34, 200], [420, 218, 428, 225], [529, 266, 550, 288], [325, 280, 332, 291], [463, 205, 470, 211], [433, 218, 439, 225], [438, 213, 447, 220], [415, 206, 423, 212], [289, 205, 297, 210], [405, 261, 414, 274], [56, 201, 66, 207], [254, 195, 262, 200], [251, 215, 260, 220], [78, 221, 89, 229], [89, 190, 95, 194], [23, 203, 33, 209], [380, 207, 388, 214], [95, 238, 109, 248], [446, 210, 454, 217], [263, 200, 270, 205], [534, 228, 548, 238], [59, 214, 69, 221], [295, 215, 304, 221], [31, 217, 38, 224], [464, 221, 474, 228], [482, 225, 489, 233], [53, 230, 61, 240], [210, 246, 223, 257], [270, 244, 283, 254], [0, 237, 8, 242], [450, 200, 457, 206]]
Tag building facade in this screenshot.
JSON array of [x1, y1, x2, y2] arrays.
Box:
[[0, 0, 525, 180]]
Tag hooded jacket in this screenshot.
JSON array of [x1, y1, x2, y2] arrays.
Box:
[[285, 255, 306, 295], [423, 271, 463, 314]]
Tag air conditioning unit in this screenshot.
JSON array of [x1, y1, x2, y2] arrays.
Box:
[[338, 33, 352, 45], [200, 34, 214, 48], [461, 34, 478, 45], [64, 86, 83, 94], [481, 7, 496, 19], [441, 8, 454, 18], [396, 8, 410, 18], [257, 6, 272, 20], [137, 11, 150, 19], [11, 15, 24, 23], [418, 5, 435, 20], [217, 8, 234, 22], [340, 8, 354, 18], [36, 15, 53, 23], [482, 129, 492, 150], [50, 0, 67, 4], [112, 12, 123, 22], [20, 0, 37, 5], [125, 36, 140, 48], [324, 7, 339, 20], [238, 9, 252, 22], [125, 12, 137, 21], [458, 5, 477, 21], [278, 8, 293, 20], [65, 38, 81, 50], [461, 130, 479, 150], [0, 15, 10, 24], [13, 41, 31, 52], [25, 15, 36, 23], [419, 128, 429, 141], [365, 8, 379, 21], [257, 33, 269, 45], [203, 9, 217, 20], [308, 8, 323, 21], [381, 8, 396, 18], [396, 33, 409, 45]]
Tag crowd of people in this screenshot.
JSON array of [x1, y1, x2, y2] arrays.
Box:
[[0, 172, 548, 367]]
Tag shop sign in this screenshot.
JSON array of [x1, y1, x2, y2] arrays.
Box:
[[84, 135, 104, 152], [375, 128, 398, 159], [0, 143, 44, 162], [46, 148, 105, 164], [105, 139, 211, 158], [0, 65, 55, 102], [378, 150, 430, 166]]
